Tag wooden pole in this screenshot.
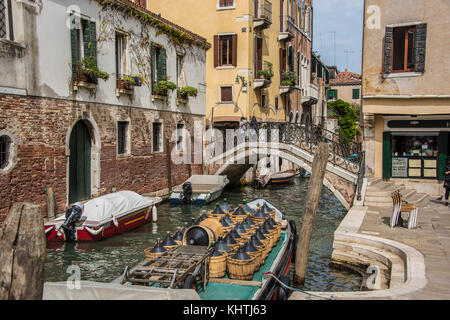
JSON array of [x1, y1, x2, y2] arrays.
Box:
[[294, 142, 329, 285], [0, 203, 47, 300]]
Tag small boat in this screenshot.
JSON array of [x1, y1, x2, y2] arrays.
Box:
[[44, 191, 162, 242], [268, 169, 297, 185], [116, 199, 298, 300], [169, 175, 229, 205]]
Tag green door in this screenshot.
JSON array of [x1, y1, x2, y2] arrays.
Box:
[[69, 121, 91, 204]]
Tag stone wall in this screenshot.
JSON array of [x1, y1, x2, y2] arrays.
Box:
[[0, 94, 202, 225]]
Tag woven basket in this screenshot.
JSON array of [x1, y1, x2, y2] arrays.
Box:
[[209, 253, 228, 278], [246, 250, 262, 271], [227, 256, 257, 280], [230, 214, 247, 224]]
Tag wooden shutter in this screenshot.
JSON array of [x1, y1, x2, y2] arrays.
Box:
[[157, 47, 167, 81], [221, 87, 232, 102], [231, 34, 237, 67], [438, 132, 449, 181], [89, 21, 97, 62], [70, 16, 79, 78], [383, 27, 394, 74], [382, 131, 392, 180], [214, 35, 219, 67], [414, 24, 427, 73]]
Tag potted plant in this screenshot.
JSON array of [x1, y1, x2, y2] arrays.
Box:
[[153, 80, 177, 96], [257, 62, 274, 80], [280, 71, 296, 87], [177, 86, 198, 100], [75, 56, 109, 84]]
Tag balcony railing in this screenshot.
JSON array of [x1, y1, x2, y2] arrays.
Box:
[[300, 84, 319, 104], [278, 15, 295, 41], [254, 0, 272, 29]]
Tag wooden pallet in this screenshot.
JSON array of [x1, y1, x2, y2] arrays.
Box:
[[124, 245, 212, 290]]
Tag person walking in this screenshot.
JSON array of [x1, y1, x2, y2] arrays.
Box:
[[249, 116, 259, 142], [443, 158, 450, 206]]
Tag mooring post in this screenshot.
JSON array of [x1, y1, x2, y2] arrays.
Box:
[[294, 142, 329, 285], [0, 203, 47, 300]]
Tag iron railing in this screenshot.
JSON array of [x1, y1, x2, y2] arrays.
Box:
[[255, 0, 272, 24]]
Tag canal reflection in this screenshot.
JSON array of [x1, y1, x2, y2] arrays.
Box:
[[44, 176, 362, 292]]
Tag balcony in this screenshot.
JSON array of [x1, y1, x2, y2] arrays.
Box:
[[253, 0, 272, 30], [254, 61, 273, 89], [278, 15, 295, 42], [279, 71, 297, 95], [301, 84, 319, 105]]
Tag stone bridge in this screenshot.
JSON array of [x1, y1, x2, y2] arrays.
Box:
[[206, 123, 364, 210]]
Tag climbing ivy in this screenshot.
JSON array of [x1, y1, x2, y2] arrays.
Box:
[[327, 99, 361, 144]]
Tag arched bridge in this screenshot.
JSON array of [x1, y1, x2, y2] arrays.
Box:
[[206, 123, 364, 210]]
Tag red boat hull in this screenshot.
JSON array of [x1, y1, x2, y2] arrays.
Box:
[[45, 205, 156, 242]]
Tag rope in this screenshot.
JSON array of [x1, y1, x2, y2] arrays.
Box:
[[263, 271, 334, 300]]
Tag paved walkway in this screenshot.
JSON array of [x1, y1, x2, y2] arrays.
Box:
[[290, 197, 450, 300], [360, 199, 450, 299]]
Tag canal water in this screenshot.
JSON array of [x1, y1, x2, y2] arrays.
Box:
[[44, 176, 362, 292]]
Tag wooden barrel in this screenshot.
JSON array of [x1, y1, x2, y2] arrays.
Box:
[[182, 225, 215, 247], [227, 256, 256, 280], [199, 218, 224, 241], [209, 253, 227, 278]]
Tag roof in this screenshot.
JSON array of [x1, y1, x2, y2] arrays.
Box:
[[329, 69, 362, 86], [98, 0, 211, 50]]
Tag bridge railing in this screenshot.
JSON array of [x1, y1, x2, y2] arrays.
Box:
[[259, 122, 364, 175]]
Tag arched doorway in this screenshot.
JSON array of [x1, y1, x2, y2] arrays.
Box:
[[68, 120, 91, 204]]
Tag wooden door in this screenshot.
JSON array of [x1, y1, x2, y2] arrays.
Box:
[[69, 120, 91, 204]]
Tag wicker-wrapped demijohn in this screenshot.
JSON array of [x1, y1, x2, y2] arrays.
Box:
[[227, 245, 257, 280], [242, 237, 262, 271], [208, 204, 227, 220], [230, 205, 248, 224], [144, 238, 167, 261], [219, 198, 233, 213], [208, 248, 227, 278], [161, 232, 178, 251]]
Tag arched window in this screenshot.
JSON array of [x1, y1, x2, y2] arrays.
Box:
[[0, 135, 11, 170]]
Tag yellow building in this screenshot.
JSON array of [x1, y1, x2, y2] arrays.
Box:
[[147, 0, 313, 129]]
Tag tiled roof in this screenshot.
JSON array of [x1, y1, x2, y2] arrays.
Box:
[[330, 69, 362, 86]]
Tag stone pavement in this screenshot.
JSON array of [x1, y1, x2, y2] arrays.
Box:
[[360, 199, 450, 299], [290, 197, 450, 300]]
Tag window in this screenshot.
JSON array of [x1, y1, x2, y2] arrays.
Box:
[[384, 24, 427, 74], [0, 135, 11, 170], [328, 89, 337, 100], [150, 44, 167, 90], [117, 121, 129, 155], [352, 88, 360, 100], [0, 0, 13, 41], [214, 34, 237, 67], [220, 86, 233, 103], [176, 54, 183, 87], [153, 122, 163, 152], [115, 32, 128, 77], [71, 17, 97, 79], [218, 0, 234, 8], [176, 123, 184, 151], [275, 96, 279, 109], [134, 0, 147, 8], [261, 93, 266, 107]]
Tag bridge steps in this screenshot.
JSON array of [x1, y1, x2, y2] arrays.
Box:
[[364, 180, 429, 207]]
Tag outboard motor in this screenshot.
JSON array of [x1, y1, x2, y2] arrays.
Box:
[[61, 203, 84, 241], [182, 181, 192, 204]]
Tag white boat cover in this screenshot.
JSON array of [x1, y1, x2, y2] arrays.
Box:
[[53, 191, 158, 223], [187, 175, 228, 185]]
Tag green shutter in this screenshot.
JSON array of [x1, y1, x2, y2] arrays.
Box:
[[82, 19, 90, 58], [70, 19, 79, 78], [288, 46, 294, 72], [438, 132, 449, 181], [89, 20, 97, 62], [353, 88, 360, 99], [383, 131, 392, 180], [156, 47, 167, 81]]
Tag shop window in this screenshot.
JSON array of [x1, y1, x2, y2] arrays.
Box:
[[153, 122, 163, 153], [0, 135, 11, 170], [390, 134, 438, 179], [117, 121, 129, 155]]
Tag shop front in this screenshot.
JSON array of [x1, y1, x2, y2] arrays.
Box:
[[382, 118, 450, 181]]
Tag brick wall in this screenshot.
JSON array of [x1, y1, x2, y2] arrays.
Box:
[[0, 94, 203, 225]]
